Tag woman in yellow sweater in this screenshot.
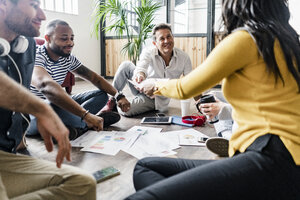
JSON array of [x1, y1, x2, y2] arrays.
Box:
[[125, 0, 300, 199]]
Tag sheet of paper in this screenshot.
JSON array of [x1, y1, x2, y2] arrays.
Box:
[[161, 130, 181, 145], [70, 131, 112, 147], [121, 128, 147, 149], [123, 126, 179, 159], [122, 142, 177, 159], [127, 126, 162, 134], [177, 129, 209, 146], [81, 131, 140, 156], [70, 125, 209, 157], [136, 132, 180, 154]]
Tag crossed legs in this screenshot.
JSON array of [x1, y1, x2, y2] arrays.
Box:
[[113, 61, 155, 117], [27, 89, 108, 135]]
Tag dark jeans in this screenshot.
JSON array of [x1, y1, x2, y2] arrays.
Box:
[[27, 90, 108, 135], [126, 134, 300, 200]]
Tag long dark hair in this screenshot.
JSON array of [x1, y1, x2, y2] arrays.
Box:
[[221, 0, 300, 91]]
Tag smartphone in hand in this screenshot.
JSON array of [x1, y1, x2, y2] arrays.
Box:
[[92, 166, 120, 183]]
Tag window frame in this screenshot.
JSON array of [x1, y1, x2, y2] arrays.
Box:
[[101, 0, 216, 77], [40, 0, 79, 15]]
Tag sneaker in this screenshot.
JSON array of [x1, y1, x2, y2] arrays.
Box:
[[67, 126, 80, 140], [97, 111, 120, 127], [99, 98, 118, 113], [205, 137, 229, 157]]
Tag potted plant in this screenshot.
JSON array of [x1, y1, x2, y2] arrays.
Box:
[[92, 0, 162, 64]]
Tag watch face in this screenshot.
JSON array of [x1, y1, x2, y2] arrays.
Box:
[[114, 92, 120, 99], [116, 92, 125, 101]]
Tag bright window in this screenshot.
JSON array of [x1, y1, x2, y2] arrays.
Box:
[[105, 0, 138, 37], [289, 0, 300, 33], [171, 0, 208, 34], [40, 0, 79, 15], [214, 0, 222, 32]]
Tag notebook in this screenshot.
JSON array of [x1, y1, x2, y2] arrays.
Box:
[[171, 116, 194, 127]]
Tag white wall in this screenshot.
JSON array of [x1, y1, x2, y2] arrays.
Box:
[[289, 0, 300, 33], [41, 0, 101, 74]]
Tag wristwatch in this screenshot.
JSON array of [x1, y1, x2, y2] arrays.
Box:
[[114, 91, 125, 101]]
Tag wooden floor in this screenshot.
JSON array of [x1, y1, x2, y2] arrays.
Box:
[[21, 79, 221, 200]]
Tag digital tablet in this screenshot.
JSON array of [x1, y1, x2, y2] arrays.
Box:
[[140, 117, 172, 124]]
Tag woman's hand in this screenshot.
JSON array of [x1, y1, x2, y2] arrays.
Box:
[[141, 82, 156, 98], [197, 99, 225, 120]]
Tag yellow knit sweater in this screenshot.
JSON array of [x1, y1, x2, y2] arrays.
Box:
[[154, 30, 300, 165]]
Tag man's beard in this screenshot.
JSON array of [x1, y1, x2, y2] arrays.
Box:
[[52, 46, 71, 57], [5, 9, 40, 37]]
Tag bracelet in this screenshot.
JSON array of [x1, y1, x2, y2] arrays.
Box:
[[114, 91, 125, 101], [81, 110, 90, 120]]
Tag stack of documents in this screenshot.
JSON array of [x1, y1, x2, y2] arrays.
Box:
[[70, 126, 209, 159], [122, 126, 179, 159]]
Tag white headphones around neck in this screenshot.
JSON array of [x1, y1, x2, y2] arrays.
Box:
[[0, 36, 30, 143], [0, 36, 29, 57]]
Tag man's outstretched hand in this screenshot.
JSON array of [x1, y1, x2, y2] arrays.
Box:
[[36, 105, 71, 168]]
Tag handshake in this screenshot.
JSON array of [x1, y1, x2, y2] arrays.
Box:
[[129, 73, 168, 98]]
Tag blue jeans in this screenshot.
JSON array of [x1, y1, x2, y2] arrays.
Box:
[[27, 90, 108, 136]]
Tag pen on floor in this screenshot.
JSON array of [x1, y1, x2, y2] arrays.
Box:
[[129, 130, 148, 148]]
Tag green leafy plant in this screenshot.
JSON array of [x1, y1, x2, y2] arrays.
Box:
[[92, 0, 162, 64]]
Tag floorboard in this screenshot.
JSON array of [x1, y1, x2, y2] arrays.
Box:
[[21, 79, 222, 200]]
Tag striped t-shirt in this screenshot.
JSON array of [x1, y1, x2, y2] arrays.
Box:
[[30, 45, 81, 99]]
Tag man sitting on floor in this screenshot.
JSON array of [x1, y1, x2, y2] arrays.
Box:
[[0, 1, 96, 199], [28, 19, 130, 139], [109, 23, 193, 116]]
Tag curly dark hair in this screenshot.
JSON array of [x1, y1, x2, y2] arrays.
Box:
[[221, 0, 300, 91]]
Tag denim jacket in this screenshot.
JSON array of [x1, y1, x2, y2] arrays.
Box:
[[0, 37, 35, 153]]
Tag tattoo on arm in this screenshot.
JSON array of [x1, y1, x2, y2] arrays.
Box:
[[74, 65, 110, 91], [75, 65, 93, 79]]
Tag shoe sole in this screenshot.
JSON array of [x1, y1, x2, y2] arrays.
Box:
[[98, 111, 121, 127], [206, 137, 229, 157]]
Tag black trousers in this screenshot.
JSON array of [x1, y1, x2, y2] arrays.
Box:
[[125, 134, 300, 200]]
